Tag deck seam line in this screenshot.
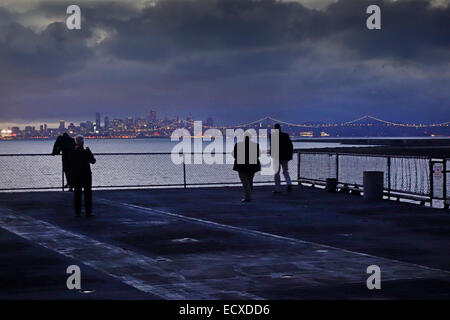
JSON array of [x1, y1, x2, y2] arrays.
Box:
[[0, 208, 263, 300], [97, 198, 450, 276]]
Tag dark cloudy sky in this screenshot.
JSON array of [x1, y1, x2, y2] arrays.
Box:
[[0, 0, 449, 127]]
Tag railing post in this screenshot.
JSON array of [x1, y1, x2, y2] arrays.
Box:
[[443, 159, 448, 210], [62, 157, 65, 192], [429, 158, 434, 207], [297, 151, 301, 185], [335, 153, 339, 180], [182, 153, 187, 189], [387, 156, 391, 199]]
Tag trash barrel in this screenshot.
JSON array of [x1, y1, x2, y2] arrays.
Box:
[[326, 178, 338, 192], [363, 171, 384, 201]]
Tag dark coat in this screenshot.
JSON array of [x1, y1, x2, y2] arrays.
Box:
[[70, 147, 96, 184], [52, 134, 75, 156], [270, 131, 293, 161], [232, 139, 261, 173], [52, 134, 75, 162], [52, 134, 76, 173]]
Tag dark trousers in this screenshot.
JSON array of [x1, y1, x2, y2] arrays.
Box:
[[238, 171, 255, 200], [63, 168, 73, 187], [74, 175, 92, 215], [62, 157, 73, 187]]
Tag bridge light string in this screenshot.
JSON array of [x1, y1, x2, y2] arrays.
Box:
[[148, 115, 449, 131]]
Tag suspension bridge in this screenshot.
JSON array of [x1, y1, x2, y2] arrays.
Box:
[[183, 115, 450, 129]]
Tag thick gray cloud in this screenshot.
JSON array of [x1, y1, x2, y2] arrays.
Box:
[[0, 0, 449, 125]]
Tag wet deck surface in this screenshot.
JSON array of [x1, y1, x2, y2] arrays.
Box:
[[0, 186, 449, 299]]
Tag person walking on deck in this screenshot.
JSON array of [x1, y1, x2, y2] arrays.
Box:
[[71, 135, 96, 217], [233, 133, 261, 202], [271, 124, 293, 193]]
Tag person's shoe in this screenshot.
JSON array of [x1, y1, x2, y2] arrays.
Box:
[[272, 190, 281, 194], [287, 185, 292, 192], [67, 188, 74, 192], [86, 213, 95, 217], [241, 198, 251, 203]]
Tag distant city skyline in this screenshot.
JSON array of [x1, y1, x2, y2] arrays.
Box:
[[1, 112, 448, 140], [2, 112, 450, 131]]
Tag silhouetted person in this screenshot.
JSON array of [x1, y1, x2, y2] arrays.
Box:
[[71, 135, 96, 217], [233, 134, 261, 202], [52, 132, 76, 191], [270, 124, 293, 193]]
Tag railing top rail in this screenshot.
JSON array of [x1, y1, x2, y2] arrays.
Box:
[[95, 152, 236, 156], [0, 152, 236, 156], [96, 152, 175, 155], [0, 152, 179, 156], [294, 150, 431, 159], [0, 151, 437, 160], [0, 153, 57, 157], [0, 153, 241, 158]]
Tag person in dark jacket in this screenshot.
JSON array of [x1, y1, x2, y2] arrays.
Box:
[[233, 133, 261, 202], [270, 124, 293, 193], [71, 135, 96, 217], [52, 132, 76, 191]]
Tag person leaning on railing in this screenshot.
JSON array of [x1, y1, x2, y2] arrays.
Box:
[[51, 132, 75, 191], [70, 135, 96, 217]]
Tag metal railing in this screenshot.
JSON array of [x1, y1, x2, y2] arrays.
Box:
[[445, 158, 449, 209], [0, 152, 283, 191], [0, 151, 448, 208], [296, 151, 449, 207]]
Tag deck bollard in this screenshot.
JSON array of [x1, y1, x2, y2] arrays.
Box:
[[363, 171, 384, 201], [326, 178, 338, 192]]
